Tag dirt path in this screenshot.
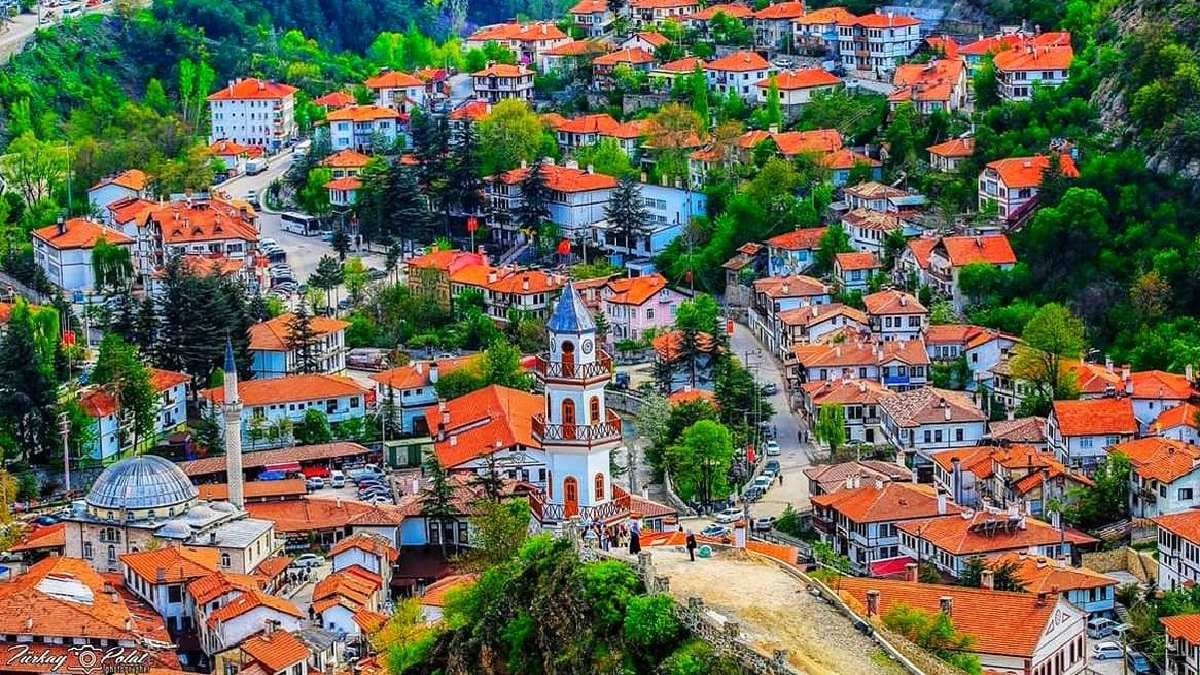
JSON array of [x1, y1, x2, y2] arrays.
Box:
[[652, 548, 904, 675]]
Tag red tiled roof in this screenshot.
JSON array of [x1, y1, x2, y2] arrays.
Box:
[[473, 63, 532, 78], [179, 442, 371, 477], [1156, 510, 1200, 544], [1163, 614, 1200, 645], [1154, 402, 1200, 433], [754, 1, 806, 19], [898, 511, 1096, 556], [241, 630, 310, 672], [759, 69, 840, 90], [205, 589, 302, 627], [1052, 398, 1137, 437], [146, 198, 258, 246], [8, 523, 65, 553], [326, 105, 402, 122], [372, 355, 479, 391], [325, 177, 363, 191], [879, 386, 981, 426], [863, 289, 925, 315], [849, 12, 920, 28], [468, 22, 568, 43], [605, 273, 668, 306], [186, 571, 263, 606], [593, 47, 656, 66], [495, 164, 618, 193], [752, 274, 828, 299], [706, 50, 770, 72], [121, 546, 219, 584], [821, 148, 880, 170], [632, 31, 671, 47], [80, 388, 118, 418], [778, 302, 867, 328], [246, 496, 407, 533], [207, 78, 297, 101], [801, 378, 889, 406], [657, 56, 706, 73], [993, 44, 1073, 72], [91, 169, 149, 193], [835, 251, 880, 272], [928, 137, 975, 158], [667, 388, 717, 407], [544, 39, 609, 57], [150, 368, 189, 393], [570, 0, 609, 14], [203, 374, 369, 407], [692, 3, 752, 20], [107, 196, 155, 225], [793, 5, 855, 25], [812, 482, 956, 523], [1130, 370, 1196, 401], [936, 234, 1017, 267], [421, 574, 478, 607], [197, 479, 308, 501], [364, 71, 422, 89], [330, 533, 399, 562], [425, 385, 544, 467], [254, 556, 293, 580], [930, 446, 1000, 479], [926, 36, 959, 59], [33, 218, 133, 250], [450, 100, 491, 121], [992, 552, 1114, 593], [1112, 437, 1200, 483], [557, 113, 621, 135], [836, 577, 1071, 659], [985, 154, 1079, 189], [652, 330, 717, 361], [632, 0, 698, 7], [321, 149, 373, 169], [889, 59, 963, 103], [773, 129, 844, 156], [247, 313, 350, 352], [766, 227, 826, 251], [487, 268, 566, 295], [313, 91, 355, 107]]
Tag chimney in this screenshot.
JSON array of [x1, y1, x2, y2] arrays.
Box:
[[768, 124, 779, 134], [845, 476, 855, 490], [265, 619, 276, 635], [1123, 364, 1132, 394], [441, 410, 450, 427], [1188, 364, 1195, 383], [866, 590, 880, 616], [56, 216, 66, 236], [905, 562, 918, 583], [450, 435, 458, 446], [980, 569, 994, 590], [858, 380, 866, 393], [124, 617, 134, 630], [429, 362, 440, 384], [25, 617, 33, 631], [587, 164, 594, 174], [1035, 592, 1048, 606], [899, 294, 907, 306], [937, 492, 947, 515], [522, 276, 531, 291], [155, 567, 166, 583], [944, 404, 952, 422], [938, 596, 952, 615]]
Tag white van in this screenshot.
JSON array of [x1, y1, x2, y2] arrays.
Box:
[[1087, 617, 1118, 639], [330, 470, 345, 488]]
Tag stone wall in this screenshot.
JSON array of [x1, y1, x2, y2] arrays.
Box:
[[1081, 546, 1158, 584]]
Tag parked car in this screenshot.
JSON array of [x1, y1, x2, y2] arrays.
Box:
[[305, 477, 325, 490], [1125, 650, 1152, 674], [245, 189, 258, 204], [700, 524, 730, 538], [292, 554, 323, 568], [33, 515, 58, 526], [765, 460, 780, 472], [752, 476, 773, 490], [1091, 642, 1123, 660], [751, 516, 776, 532], [760, 382, 778, 396], [762, 467, 778, 480], [764, 440, 781, 457], [742, 486, 764, 502], [1087, 617, 1119, 639], [715, 507, 743, 524], [330, 470, 346, 488]]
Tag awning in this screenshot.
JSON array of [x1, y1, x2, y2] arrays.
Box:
[[870, 556, 915, 579]]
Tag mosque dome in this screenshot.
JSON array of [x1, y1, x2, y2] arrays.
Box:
[[155, 520, 193, 539], [85, 455, 199, 512]]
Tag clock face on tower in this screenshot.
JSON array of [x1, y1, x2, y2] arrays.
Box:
[[582, 339, 593, 354]]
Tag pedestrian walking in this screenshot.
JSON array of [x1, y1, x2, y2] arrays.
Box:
[[629, 520, 642, 555], [685, 530, 697, 562]]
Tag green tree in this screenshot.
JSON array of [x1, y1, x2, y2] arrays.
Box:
[[298, 167, 333, 216], [285, 302, 320, 374], [1010, 303, 1085, 414], [477, 99, 547, 175], [91, 333, 157, 453], [480, 340, 534, 391], [973, 55, 1000, 110], [465, 499, 530, 570], [815, 222, 852, 273], [517, 159, 551, 235], [882, 604, 982, 675], [1067, 453, 1132, 530], [666, 419, 734, 504], [421, 453, 455, 557], [574, 138, 635, 179], [294, 407, 333, 445], [813, 404, 847, 457], [0, 301, 59, 463], [91, 237, 134, 292], [605, 176, 649, 256]]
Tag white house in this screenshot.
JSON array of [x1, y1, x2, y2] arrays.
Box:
[[705, 50, 774, 98], [1048, 398, 1138, 472], [799, 378, 891, 445], [471, 63, 535, 103], [833, 251, 881, 293], [248, 313, 349, 380], [569, 0, 615, 37], [80, 368, 190, 462], [330, 532, 398, 590], [464, 22, 571, 63], [486, 161, 617, 243], [32, 218, 135, 296], [863, 289, 927, 342], [147, 198, 260, 265], [1162, 614, 1200, 674], [842, 208, 909, 255], [207, 78, 298, 152], [750, 274, 833, 355], [811, 481, 961, 576], [888, 59, 968, 114], [201, 374, 371, 443], [1115, 437, 1200, 519], [777, 302, 869, 352], [792, 6, 856, 53], [978, 153, 1079, 221], [836, 12, 922, 75], [121, 545, 220, 635], [363, 70, 426, 112], [927, 235, 1018, 309], [373, 357, 475, 434], [630, 0, 699, 26], [927, 137, 975, 173], [753, 1, 807, 50], [1153, 402, 1200, 444], [1156, 510, 1200, 591], [756, 69, 841, 108], [879, 387, 988, 472], [324, 106, 404, 153], [765, 227, 826, 276], [197, 588, 304, 656], [88, 169, 151, 216], [596, 181, 707, 260], [839, 577, 1089, 675], [326, 177, 362, 207], [994, 44, 1074, 102]]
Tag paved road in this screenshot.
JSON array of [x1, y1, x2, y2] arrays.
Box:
[[729, 321, 821, 520], [0, 3, 122, 64], [219, 150, 385, 287]]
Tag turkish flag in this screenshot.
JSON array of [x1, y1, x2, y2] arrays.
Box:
[[466, 216, 479, 233], [746, 445, 756, 464], [556, 239, 572, 256], [63, 330, 76, 346]]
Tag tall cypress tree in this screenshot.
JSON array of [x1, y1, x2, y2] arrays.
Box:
[[450, 123, 484, 218], [517, 160, 551, 234], [0, 303, 58, 463], [134, 295, 158, 354], [389, 164, 431, 242]]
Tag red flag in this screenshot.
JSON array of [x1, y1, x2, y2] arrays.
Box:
[[726, 320, 734, 335], [556, 239, 572, 256], [746, 445, 756, 464], [62, 330, 76, 346], [466, 216, 479, 233]]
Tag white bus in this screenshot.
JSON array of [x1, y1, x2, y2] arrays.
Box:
[[280, 212, 326, 236]]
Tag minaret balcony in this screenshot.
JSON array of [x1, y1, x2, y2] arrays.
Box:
[[533, 351, 613, 383], [532, 410, 622, 446]]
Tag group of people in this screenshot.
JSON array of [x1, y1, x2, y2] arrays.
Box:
[[589, 519, 643, 554]]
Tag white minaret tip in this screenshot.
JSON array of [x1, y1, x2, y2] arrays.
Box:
[[222, 335, 245, 510]]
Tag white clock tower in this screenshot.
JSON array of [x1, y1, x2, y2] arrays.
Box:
[[533, 282, 623, 523]]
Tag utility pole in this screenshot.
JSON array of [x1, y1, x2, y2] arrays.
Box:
[[60, 411, 70, 494]]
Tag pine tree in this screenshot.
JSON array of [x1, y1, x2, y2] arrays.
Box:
[[248, 293, 270, 323], [421, 453, 456, 556], [156, 254, 232, 398], [517, 160, 551, 234], [219, 278, 254, 378], [388, 165, 430, 242], [473, 451, 505, 503], [286, 301, 320, 374], [0, 303, 58, 463], [331, 229, 351, 261], [108, 292, 138, 344], [134, 296, 158, 353], [604, 176, 649, 256], [450, 123, 484, 218]]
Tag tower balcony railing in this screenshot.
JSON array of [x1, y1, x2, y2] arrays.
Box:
[[528, 490, 631, 524], [532, 410, 622, 445], [533, 351, 613, 382]]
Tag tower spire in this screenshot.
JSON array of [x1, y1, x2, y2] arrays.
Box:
[[222, 335, 245, 509]]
